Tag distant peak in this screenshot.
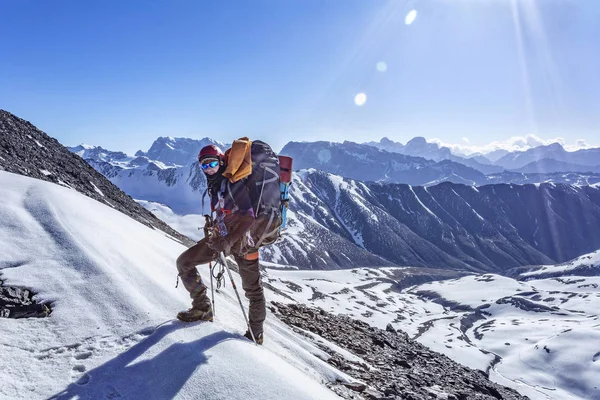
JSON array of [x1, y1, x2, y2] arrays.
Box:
[[406, 136, 428, 145]]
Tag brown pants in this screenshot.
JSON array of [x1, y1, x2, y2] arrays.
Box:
[[176, 238, 266, 335]]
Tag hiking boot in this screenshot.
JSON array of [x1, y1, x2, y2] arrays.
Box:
[[177, 306, 213, 322], [244, 330, 264, 345]]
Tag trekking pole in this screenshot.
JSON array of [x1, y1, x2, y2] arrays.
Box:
[[209, 261, 215, 316], [218, 252, 258, 345], [204, 214, 216, 315]]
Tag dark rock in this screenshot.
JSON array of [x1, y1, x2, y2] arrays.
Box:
[[1, 282, 52, 318], [273, 301, 528, 400], [343, 382, 367, 392]]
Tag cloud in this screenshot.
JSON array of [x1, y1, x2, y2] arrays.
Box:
[[429, 134, 596, 156]]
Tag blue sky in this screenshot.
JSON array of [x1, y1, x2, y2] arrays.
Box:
[[1, 0, 599, 154]]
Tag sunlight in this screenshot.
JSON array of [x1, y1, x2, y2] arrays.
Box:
[[405, 9, 417, 25], [354, 92, 367, 106], [520, 0, 563, 109], [510, 0, 562, 135], [510, 0, 537, 134], [376, 61, 388, 72]]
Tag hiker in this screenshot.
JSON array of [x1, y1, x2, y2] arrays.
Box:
[[176, 144, 266, 344]]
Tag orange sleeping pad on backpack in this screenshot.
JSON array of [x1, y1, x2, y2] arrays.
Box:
[[223, 137, 252, 183]]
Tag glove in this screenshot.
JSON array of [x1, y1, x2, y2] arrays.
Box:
[[207, 236, 232, 254]]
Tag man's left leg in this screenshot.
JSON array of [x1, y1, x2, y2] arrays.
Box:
[[234, 251, 265, 343]]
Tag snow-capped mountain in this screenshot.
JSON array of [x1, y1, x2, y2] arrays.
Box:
[[76, 138, 600, 272], [281, 139, 600, 186], [0, 171, 527, 400], [263, 259, 600, 400], [280, 140, 488, 185], [495, 142, 600, 170], [90, 159, 210, 215], [134, 136, 230, 167], [69, 137, 230, 170], [269, 170, 600, 271], [78, 149, 600, 272], [66, 144, 133, 165], [363, 137, 600, 175], [0, 109, 193, 247], [364, 137, 504, 174]]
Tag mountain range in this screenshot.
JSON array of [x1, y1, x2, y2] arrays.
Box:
[[2, 108, 599, 399], [363, 137, 600, 175], [3, 109, 600, 274], [273, 170, 600, 271], [60, 138, 600, 273]]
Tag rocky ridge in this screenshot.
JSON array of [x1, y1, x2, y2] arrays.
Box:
[[272, 302, 528, 400]]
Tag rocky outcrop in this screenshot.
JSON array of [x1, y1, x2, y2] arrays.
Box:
[[272, 302, 528, 400], [0, 279, 51, 318]]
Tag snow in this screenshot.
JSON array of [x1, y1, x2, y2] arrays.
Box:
[[519, 249, 600, 278], [26, 134, 43, 147], [39, 169, 52, 176], [0, 171, 346, 400], [321, 172, 381, 247], [326, 175, 366, 247], [108, 164, 208, 214], [136, 199, 205, 241], [409, 185, 440, 221], [90, 181, 104, 197], [410, 275, 600, 400], [264, 266, 600, 400]]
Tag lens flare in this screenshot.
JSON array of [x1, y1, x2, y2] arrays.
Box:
[[376, 62, 388, 72], [354, 93, 367, 106], [405, 9, 417, 25]]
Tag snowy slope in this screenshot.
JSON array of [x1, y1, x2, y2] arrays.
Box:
[[0, 171, 347, 400], [136, 199, 205, 241], [509, 249, 600, 280], [410, 275, 600, 400], [263, 264, 600, 400]]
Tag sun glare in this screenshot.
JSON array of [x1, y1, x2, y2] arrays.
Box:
[[354, 93, 367, 106], [405, 9, 417, 25], [376, 62, 388, 72]]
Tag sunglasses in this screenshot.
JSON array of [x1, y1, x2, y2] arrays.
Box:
[[201, 160, 220, 170]]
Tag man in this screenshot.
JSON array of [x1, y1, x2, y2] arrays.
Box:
[[176, 144, 265, 344]]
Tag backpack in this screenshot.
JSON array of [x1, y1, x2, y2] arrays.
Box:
[[204, 139, 292, 251], [245, 140, 284, 248]]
